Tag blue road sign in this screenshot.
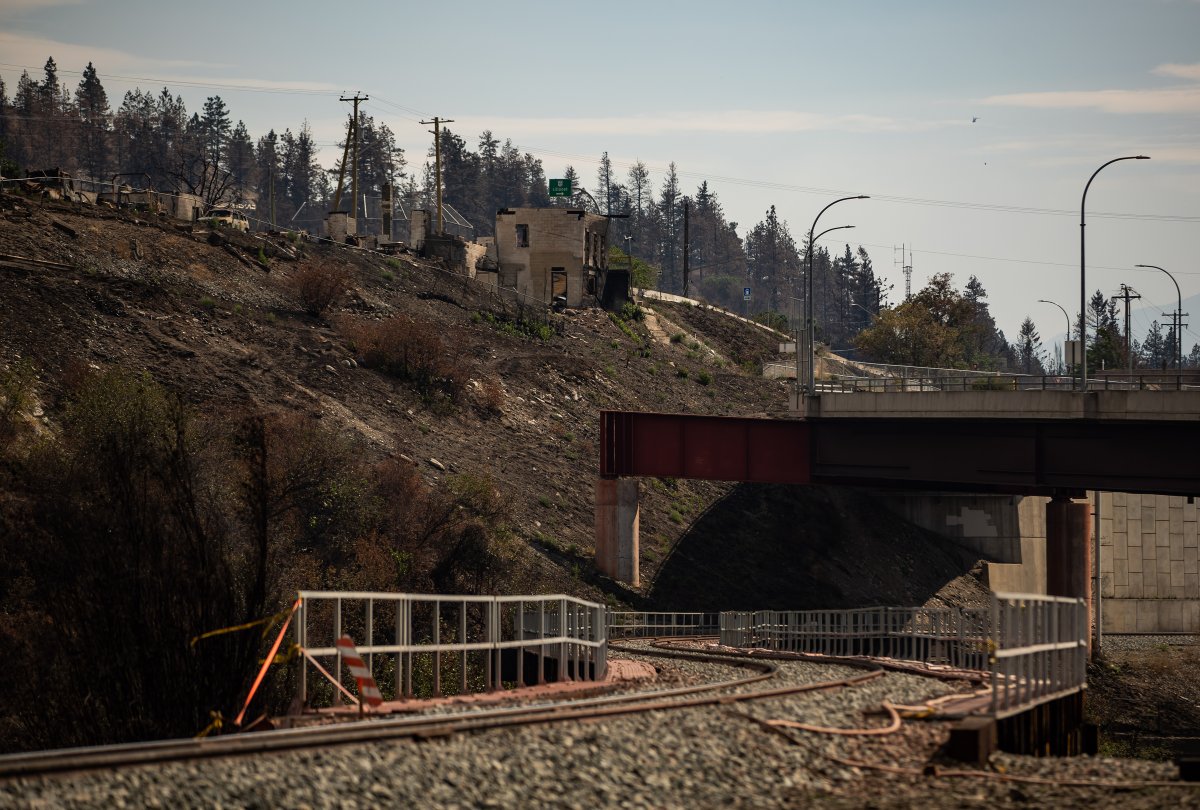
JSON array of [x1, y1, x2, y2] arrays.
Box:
[[743, 287, 751, 300]]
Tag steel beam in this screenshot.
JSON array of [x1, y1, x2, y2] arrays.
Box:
[[600, 411, 1200, 497]]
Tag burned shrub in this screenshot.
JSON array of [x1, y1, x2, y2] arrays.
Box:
[[293, 263, 351, 316], [341, 317, 469, 405]]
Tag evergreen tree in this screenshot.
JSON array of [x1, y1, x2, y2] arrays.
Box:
[[745, 205, 800, 319], [255, 129, 280, 226], [656, 163, 683, 292], [74, 62, 110, 179], [225, 120, 256, 202], [1015, 317, 1045, 374], [1087, 289, 1123, 372], [557, 164, 581, 208], [0, 75, 10, 160], [597, 151, 614, 214], [199, 95, 231, 167], [1140, 321, 1169, 370]]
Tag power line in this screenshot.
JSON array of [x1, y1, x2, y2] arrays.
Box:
[[4, 61, 1197, 227], [513, 146, 1200, 224], [0, 62, 339, 96]]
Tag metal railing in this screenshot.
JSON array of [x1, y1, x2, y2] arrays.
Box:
[[295, 591, 606, 706], [606, 611, 721, 639], [819, 373, 1200, 393], [717, 594, 1088, 718], [719, 606, 990, 670], [989, 593, 1088, 718]]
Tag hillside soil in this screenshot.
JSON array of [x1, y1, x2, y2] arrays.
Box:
[[0, 192, 986, 609]]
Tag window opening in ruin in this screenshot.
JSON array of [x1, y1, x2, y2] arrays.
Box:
[[515, 224, 529, 247], [551, 268, 567, 300]]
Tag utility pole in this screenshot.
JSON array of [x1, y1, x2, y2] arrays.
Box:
[[420, 116, 454, 235], [1160, 308, 1189, 370], [269, 163, 276, 230], [331, 115, 354, 213], [340, 94, 368, 228], [1112, 284, 1141, 374], [682, 198, 690, 299]]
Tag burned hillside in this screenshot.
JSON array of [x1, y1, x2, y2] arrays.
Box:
[[0, 192, 987, 750]]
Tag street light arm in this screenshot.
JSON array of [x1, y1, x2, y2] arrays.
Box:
[[1079, 155, 1149, 392], [1135, 263, 1183, 369], [1037, 299, 1071, 338], [803, 196, 868, 396], [813, 224, 854, 242], [1081, 156, 1149, 217]]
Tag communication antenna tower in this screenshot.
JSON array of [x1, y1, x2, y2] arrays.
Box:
[[894, 244, 914, 299]]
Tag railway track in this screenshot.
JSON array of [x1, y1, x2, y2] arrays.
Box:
[[0, 639, 881, 781]]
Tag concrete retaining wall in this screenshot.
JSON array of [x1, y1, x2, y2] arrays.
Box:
[[887, 491, 1199, 633], [1099, 493, 1200, 633]]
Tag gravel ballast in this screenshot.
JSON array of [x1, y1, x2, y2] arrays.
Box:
[[3, 651, 1193, 809]]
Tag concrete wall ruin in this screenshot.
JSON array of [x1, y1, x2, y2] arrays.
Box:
[[494, 207, 608, 308]]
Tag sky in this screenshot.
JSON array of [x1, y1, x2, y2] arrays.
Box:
[[2, 0, 1198, 355]]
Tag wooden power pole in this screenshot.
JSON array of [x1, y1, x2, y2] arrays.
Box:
[[420, 116, 454, 234], [340, 94, 367, 227], [1112, 284, 1141, 374], [682, 197, 690, 299]]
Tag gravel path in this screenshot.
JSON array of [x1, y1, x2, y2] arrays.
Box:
[[2, 652, 1193, 809]]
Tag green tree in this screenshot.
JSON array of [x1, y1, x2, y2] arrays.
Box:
[[854, 273, 981, 368], [225, 120, 256, 201], [1140, 321, 1169, 369], [1015, 317, 1045, 374], [74, 62, 110, 179], [1087, 289, 1124, 372]]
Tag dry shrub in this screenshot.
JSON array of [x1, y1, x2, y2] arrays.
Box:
[[480, 378, 505, 417], [341, 317, 468, 404], [293, 263, 351, 316], [0, 365, 520, 753]]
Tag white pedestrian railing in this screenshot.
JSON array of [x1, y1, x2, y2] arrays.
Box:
[[295, 591, 606, 706], [719, 606, 990, 671], [989, 592, 1088, 718], [607, 611, 721, 638], [717, 595, 1088, 718]]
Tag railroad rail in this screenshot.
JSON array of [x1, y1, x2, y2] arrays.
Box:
[[0, 640, 877, 780]]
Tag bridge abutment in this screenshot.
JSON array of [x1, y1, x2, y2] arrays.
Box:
[[595, 478, 639, 586]]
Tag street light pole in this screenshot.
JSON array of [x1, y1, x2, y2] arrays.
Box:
[[1037, 299, 1071, 376], [1080, 155, 1149, 392], [804, 196, 868, 398], [1135, 264, 1183, 372], [794, 225, 854, 384]]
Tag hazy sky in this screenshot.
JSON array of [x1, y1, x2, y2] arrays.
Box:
[[3, 0, 1198, 354]]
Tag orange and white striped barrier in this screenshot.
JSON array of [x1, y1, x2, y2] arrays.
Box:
[[336, 635, 383, 708]]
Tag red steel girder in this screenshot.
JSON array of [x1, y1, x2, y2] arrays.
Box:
[[599, 410, 1200, 497], [600, 411, 810, 484]]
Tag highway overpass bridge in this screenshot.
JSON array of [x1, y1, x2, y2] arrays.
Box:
[[595, 391, 1200, 633]]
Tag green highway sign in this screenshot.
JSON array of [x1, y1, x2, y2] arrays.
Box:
[[548, 178, 572, 197]]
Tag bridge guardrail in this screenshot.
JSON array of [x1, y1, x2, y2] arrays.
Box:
[[718, 606, 990, 670], [717, 594, 1088, 718], [607, 611, 721, 638], [989, 592, 1088, 718], [819, 373, 1200, 393]]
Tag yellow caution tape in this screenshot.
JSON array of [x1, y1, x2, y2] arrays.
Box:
[[260, 642, 302, 667], [190, 604, 297, 649], [195, 710, 224, 739]]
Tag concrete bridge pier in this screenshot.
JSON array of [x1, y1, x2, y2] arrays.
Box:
[[1046, 495, 1092, 641], [595, 478, 639, 586]]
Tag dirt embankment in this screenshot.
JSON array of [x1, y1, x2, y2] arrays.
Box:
[[1, 193, 984, 607]]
